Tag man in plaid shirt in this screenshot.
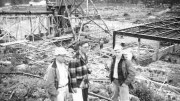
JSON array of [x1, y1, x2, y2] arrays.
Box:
[[69, 40, 90, 101]]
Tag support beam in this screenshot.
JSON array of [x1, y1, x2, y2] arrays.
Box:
[[155, 41, 160, 61], [0, 11, 53, 15], [138, 38, 141, 65], [113, 32, 116, 48], [0, 40, 28, 46], [113, 31, 180, 43], [115, 18, 180, 43]]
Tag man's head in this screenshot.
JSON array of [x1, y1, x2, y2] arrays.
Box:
[[75, 40, 90, 54], [122, 49, 133, 60], [54, 47, 71, 63], [114, 43, 132, 60], [114, 44, 123, 58]]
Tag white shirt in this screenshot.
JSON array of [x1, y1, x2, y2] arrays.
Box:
[[113, 58, 121, 79], [56, 60, 68, 87]]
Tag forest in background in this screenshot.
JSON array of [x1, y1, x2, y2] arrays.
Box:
[[0, 0, 180, 7]]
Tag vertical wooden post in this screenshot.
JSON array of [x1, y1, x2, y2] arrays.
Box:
[[113, 31, 116, 48], [29, 16, 34, 42], [16, 17, 18, 40], [6, 17, 10, 42], [17, 17, 20, 40], [138, 38, 141, 65], [87, 0, 89, 15], [155, 41, 160, 60], [64, 0, 76, 40], [47, 15, 50, 37], [38, 16, 41, 35]]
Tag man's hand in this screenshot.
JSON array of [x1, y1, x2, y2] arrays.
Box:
[[72, 88, 77, 93], [83, 75, 89, 83], [122, 83, 127, 87]]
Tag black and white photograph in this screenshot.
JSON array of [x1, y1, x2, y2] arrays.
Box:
[[0, 0, 180, 101]]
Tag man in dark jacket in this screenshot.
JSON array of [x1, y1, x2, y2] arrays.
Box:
[[69, 40, 90, 101], [110, 44, 136, 101]]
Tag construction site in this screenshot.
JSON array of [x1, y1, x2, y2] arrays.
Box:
[[1, 0, 180, 101]]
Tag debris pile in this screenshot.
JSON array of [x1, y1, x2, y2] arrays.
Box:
[[135, 61, 180, 100]]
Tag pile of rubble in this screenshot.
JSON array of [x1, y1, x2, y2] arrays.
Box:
[[135, 61, 180, 100]]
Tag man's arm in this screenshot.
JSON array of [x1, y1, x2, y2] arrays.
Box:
[[124, 60, 136, 85], [105, 58, 113, 72], [45, 66, 58, 96]]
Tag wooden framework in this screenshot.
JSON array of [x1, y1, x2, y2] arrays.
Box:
[[47, 0, 110, 40], [0, 0, 110, 45]]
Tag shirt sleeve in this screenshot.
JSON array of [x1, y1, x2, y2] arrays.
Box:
[[124, 60, 136, 85]]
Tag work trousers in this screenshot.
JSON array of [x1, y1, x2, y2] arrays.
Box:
[[112, 79, 130, 101], [72, 88, 88, 101], [50, 86, 69, 101]]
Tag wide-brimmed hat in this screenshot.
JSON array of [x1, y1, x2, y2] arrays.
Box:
[[54, 47, 70, 57]]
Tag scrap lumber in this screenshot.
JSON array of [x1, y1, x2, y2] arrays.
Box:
[[136, 75, 180, 93], [0, 61, 11, 65], [0, 11, 53, 15], [51, 34, 73, 43], [0, 72, 43, 79], [88, 92, 112, 101], [0, 40, 28, 46], [81, 34, 100, 43]]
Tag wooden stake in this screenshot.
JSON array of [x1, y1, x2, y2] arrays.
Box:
[[87, 0, 89, 15], [156, 41, 160, 61], [138, 38, 141, 65]]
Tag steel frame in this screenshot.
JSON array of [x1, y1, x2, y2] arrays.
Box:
[[113, 17, 180, 47]]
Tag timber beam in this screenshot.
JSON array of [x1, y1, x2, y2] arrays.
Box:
[[0, 11, 53, 15]]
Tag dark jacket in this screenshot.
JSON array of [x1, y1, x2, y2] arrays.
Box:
[[44, 60, 71, 96], [110, 56, 136, 86]]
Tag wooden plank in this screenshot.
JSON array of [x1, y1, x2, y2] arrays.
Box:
[[0, 72, 43, 79], [51, 34, 73, 42], [88, 92, 112, 101], [136, 75, 180, 93], [0, 61, 11, 65], [0, 40, 28, 46], [0, 11, 53, 15]]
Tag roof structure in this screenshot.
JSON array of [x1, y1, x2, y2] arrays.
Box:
[[113, 17, 180, 44]]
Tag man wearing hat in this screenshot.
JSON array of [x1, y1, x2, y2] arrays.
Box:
[[110, 43, 136, 101], [44, 47, 71, 101]]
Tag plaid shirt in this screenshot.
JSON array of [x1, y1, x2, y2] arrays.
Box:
[[68, 52, 89, 88]]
